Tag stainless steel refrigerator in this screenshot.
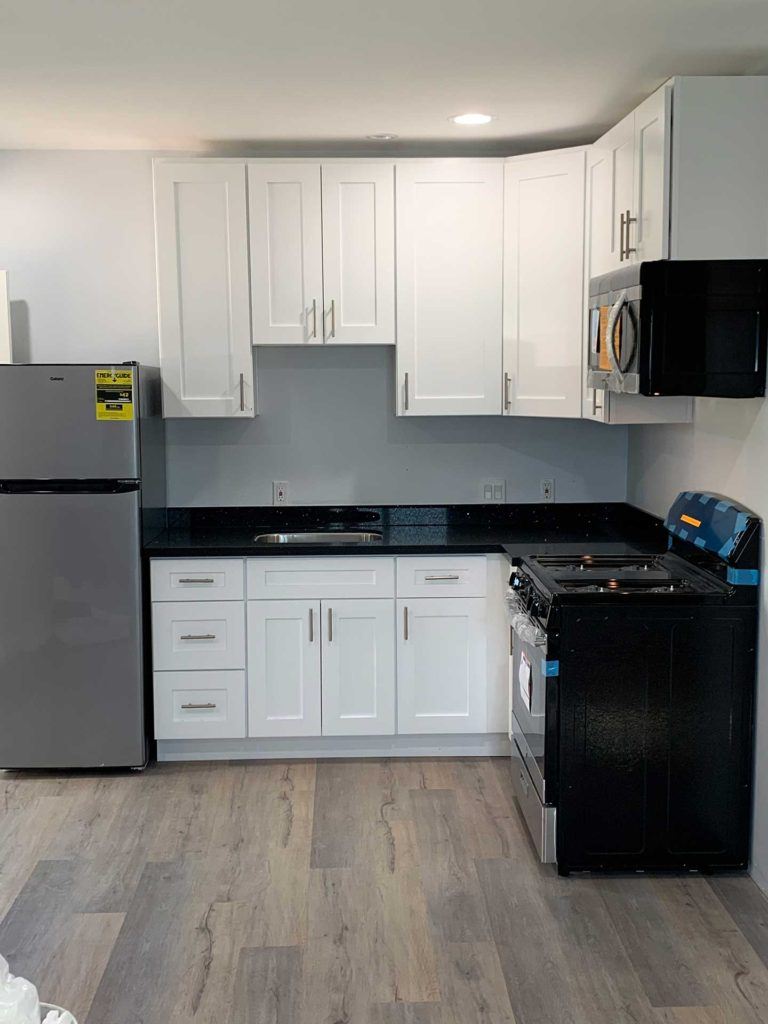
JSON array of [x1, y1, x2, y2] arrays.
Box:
[[0, 364, 165, 768]]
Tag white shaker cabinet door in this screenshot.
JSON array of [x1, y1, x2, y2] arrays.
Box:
[[247, 600, 321, 737], [396, 160, 503, 415], [503, 148, 586, 419], [632, 84, 671, 262], [248, 163, 323, 345], [588, 113, 635, 276], [397, 597, 487, 734], [154, 161, 254, 417], [321, 599, 395, 736], [321, 163, 395, 345]]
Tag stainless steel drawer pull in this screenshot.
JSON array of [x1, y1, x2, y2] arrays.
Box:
[[309, 606, 314, 642], [177, 578, 215, 584], [424, 574, 460, 581], [239, 372, 245, 411], [403, 605, 409, 641], [181, 702, 217, 710], [504, 371, 512, 412], [328, 607, 333, 642], [404, 372, 409, 411], [179, 633, 217, 641]]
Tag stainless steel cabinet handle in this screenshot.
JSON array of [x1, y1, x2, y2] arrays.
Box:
[[309, 606, 314, 643], [181, 702, 217, 710], [327, 607, 333, 642], [624, 208, 637, 260], [619, 211, 626, 262], [404, 372, 409, 411], [180, 633, 217, 641], [592, 389, 603, 416], [239, 372, 245, 411], [504, 371, 512, 412], [510, 624, 514, 656], [403, 605, 409, 641], [310, 298, 317, 339], [424, 574, 460, 581], [178, 578, 215, 584]]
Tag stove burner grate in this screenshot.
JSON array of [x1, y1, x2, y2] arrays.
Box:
[[560, 578, 692, 595]]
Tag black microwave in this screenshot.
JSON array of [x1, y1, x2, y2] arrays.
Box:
[[587, 260, 768, 398]]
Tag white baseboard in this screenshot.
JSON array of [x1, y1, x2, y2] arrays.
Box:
[[156, 733, 509, 762]]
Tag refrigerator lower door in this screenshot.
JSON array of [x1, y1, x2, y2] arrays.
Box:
[[0, 488, 146, 768]]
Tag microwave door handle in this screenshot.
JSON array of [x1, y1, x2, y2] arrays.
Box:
[[606, 290, 628, 387]]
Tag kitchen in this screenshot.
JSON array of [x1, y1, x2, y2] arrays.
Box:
[[2, 2, 768, 1022]]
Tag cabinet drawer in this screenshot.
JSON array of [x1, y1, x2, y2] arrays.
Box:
[[247, 557, 395, 599], [152, 601, 245, 671], [154, 670, 246, 739], [150, 558, 244, 602], [396, 556, 487, 598]]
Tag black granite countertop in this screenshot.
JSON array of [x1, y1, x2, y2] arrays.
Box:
[[144, 502, 667, 559]]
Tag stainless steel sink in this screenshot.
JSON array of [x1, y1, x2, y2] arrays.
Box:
[[253, 530, 383, 544]]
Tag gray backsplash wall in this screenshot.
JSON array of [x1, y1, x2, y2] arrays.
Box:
[[167, 346, 628, 506], [0, 149, 629, 507]]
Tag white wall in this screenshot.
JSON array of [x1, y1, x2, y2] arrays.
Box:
[[0, 149, 629, 508], [628, 400, 768, 891]]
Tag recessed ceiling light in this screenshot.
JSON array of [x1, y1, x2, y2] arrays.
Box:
[[366, 132, 399, 141], [450, 112, 494, 126]]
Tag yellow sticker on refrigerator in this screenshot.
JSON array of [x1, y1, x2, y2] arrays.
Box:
[[95, 368, 134, 421]]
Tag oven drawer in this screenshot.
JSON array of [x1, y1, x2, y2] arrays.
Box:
[[511, 713, 546, 803], [511, 739, 556, 864]]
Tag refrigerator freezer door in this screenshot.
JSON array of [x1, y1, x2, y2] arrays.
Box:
[[0, 489, 146, 768], [0, 364, 141, 479]]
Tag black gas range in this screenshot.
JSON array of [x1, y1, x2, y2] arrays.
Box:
[[507, 491, 760, 876]]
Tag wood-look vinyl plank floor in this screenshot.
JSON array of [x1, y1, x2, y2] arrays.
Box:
[[1, 758, 768, 1024]]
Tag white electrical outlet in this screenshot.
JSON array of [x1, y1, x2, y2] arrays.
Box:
[[481, 479, 507, 503], [273, 481, 289, 505], [541, 479, 555, 503]]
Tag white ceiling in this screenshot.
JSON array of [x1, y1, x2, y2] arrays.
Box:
[[1, 0, 767, 153]]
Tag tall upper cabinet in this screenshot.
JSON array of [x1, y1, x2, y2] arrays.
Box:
[[154, 162, 255, 418], [503, 148, 586, 419], [248, 162, 395, 345], [396, 160, 504, 416]]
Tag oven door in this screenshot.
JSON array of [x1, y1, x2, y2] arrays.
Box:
[[510, 619, 548, 802]]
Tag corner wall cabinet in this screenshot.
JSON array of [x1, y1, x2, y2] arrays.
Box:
[[150, 554, 502, 749]]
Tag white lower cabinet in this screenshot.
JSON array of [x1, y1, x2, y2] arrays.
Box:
[[396, 597, 487, 734], [152, 555, 503, 747], [247, 599, 321, 737], [322, 599, 395, 736], [154, 670, 246, 739]]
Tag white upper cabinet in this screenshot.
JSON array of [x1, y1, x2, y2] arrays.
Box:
[[321, 163, 395, 345], [588, 111, 637, 276], [503, 148, 586, 419], [248, 163, 323, 345], [632, 87, 671, 262], [153, 161, 255, 418], [248, 161, 395, 346], [396, 160, 504, 416]]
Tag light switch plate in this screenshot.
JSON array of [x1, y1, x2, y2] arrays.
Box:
[[481, 479, 506, 503]]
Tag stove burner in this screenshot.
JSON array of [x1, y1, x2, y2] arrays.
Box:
[[560, 578, 692, 595], [535, 555, 661, 573]]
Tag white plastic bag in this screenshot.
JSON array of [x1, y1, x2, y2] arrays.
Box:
[[0, 956, 41, 1024]]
